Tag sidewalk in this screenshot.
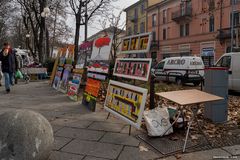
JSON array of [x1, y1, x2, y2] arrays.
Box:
[[0, 81, 239, 160]]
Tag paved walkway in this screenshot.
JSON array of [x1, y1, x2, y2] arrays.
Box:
[[0, 81, 239, 160]]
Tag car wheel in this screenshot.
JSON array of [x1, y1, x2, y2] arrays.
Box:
[[176, 78, 182, 85], [193, 82, 200, 86]]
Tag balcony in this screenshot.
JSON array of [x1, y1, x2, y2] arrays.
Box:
[[216, 27, 239, 42], [172, 7, 192, 23]]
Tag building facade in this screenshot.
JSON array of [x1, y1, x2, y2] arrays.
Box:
[[147, 0, 240, 66], [125, 0, 148, 36]]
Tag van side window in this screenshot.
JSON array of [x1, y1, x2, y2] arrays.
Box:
[[156, 62, 165, 69], [216, 56, 231, 68]]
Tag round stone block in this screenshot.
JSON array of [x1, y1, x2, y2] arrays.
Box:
[[0, 110, 54, 160]]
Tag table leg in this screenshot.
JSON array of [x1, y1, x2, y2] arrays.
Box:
[[183, 115, 194, 152], [161, 110, 181, 136], [193, 106, 212, 147]]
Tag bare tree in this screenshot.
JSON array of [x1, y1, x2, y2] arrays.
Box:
[[69, 0, 113, 65], [99, 10, 126, 76], [16, 0, 70, 62]]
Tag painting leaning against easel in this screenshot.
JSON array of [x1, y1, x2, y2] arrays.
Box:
[[104, 80, 148, 129]]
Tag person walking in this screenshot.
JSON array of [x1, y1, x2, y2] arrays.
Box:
[[0, 62, 2, 86], [0, 43, 18, 93]]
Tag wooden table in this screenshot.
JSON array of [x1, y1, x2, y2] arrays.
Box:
[[156, 89, 223, 152]]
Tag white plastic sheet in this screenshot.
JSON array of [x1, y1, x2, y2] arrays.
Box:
[[143, 107, 173, 137]]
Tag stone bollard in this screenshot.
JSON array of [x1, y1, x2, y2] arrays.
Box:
[[0, 110, 54, 160]]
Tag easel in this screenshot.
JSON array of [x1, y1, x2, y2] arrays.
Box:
[[106, 112, 132, 136]]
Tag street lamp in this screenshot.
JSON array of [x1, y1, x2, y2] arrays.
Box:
[[26, 34, 30, 49], [41, 7, 51, 18], [41, 6, 51, 61]]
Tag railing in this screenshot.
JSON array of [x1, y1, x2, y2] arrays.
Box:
[[216, 27, 239, 40], [172, 7, 192, 21]]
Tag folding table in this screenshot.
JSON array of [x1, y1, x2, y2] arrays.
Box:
[[155, 89, 223, 152]]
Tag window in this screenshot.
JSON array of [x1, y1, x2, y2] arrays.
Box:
[[134, 24, 138, 34], [215, 56, 231, 68], [163, 28, 167, 40], [128, 27, 132, 35], [230, 12, 240, 26], [208, 0, 215, 11], [152, 31, 156, 41], [180, 3, 185, 16], [231, 0, 240, 5], [141, 4, 145, 14], [134, 8, 138, 19], [140, 22, 145, 33], [185, 23, 189, 35], [163, 9, 167, 24], [152, 14, 157, 27], [155, 61, 165, 69], [180, 23, 189, 37], [209, 16, 214, 32]]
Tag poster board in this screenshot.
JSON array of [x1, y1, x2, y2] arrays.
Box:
[[59, 65, 72, 93], [113, 58, 152, 81], [67, 73, 82, 101], [87, 61, 109, 74], [52, 67, 63, 90], [82, 78, 101, 111], [87, 35, 113, 74], [121, 32, 152, 54], [104, 80, 148, 129], [76, 41, 93, 69], [87, 72, 106, 81], [49, 48, 61, 85]]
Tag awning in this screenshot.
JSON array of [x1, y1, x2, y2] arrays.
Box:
[[201, 48, 214, 56]]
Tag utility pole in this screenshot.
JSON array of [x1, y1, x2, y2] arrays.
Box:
[[231, 0, 235, 52]]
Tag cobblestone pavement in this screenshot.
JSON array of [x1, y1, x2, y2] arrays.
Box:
[[0, 81, 239, 160]]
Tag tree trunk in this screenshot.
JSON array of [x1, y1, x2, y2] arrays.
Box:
[[51, 5, 58, 57], [46, 28, 50, 59], [74, 14, 81, 66]]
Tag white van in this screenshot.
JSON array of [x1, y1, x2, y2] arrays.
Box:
[[215, 52, 240, 92], [151, 56, 204, 85]]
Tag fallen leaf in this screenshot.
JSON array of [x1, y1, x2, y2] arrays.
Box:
[[139, 145, 148, 152]]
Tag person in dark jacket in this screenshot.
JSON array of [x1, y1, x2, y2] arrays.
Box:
[[0, 43, 18, 93]]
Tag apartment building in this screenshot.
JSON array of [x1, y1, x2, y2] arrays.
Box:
[[147, 0, 240, 66], [124, 0, 148, 36]]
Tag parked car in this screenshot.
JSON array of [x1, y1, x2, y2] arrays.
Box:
[[215, 52, 240, 92], [151, 56, 204, 85]]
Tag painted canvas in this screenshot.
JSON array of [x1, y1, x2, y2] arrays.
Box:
[[67, 73, 82, 101], [113, 58, 152, 81], [53, 67, 63, 90], [59, 65, 72, 93], [121, 32, 152, 54], [104, 80, 148, 129]]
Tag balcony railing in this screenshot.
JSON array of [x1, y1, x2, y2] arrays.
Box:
[[172, 7, 192, 23], [216, 27, 239, 40]]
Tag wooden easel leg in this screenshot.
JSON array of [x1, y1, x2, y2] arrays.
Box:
[[106, 112, 110, 120], [129, 125, 131, 136]]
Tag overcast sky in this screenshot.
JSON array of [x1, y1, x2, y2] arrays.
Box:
[[67, 0, 138, 43]]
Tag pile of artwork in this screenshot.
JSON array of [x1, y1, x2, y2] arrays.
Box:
[[82, 35, 113, 111], [104, 32, 153, 129]]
